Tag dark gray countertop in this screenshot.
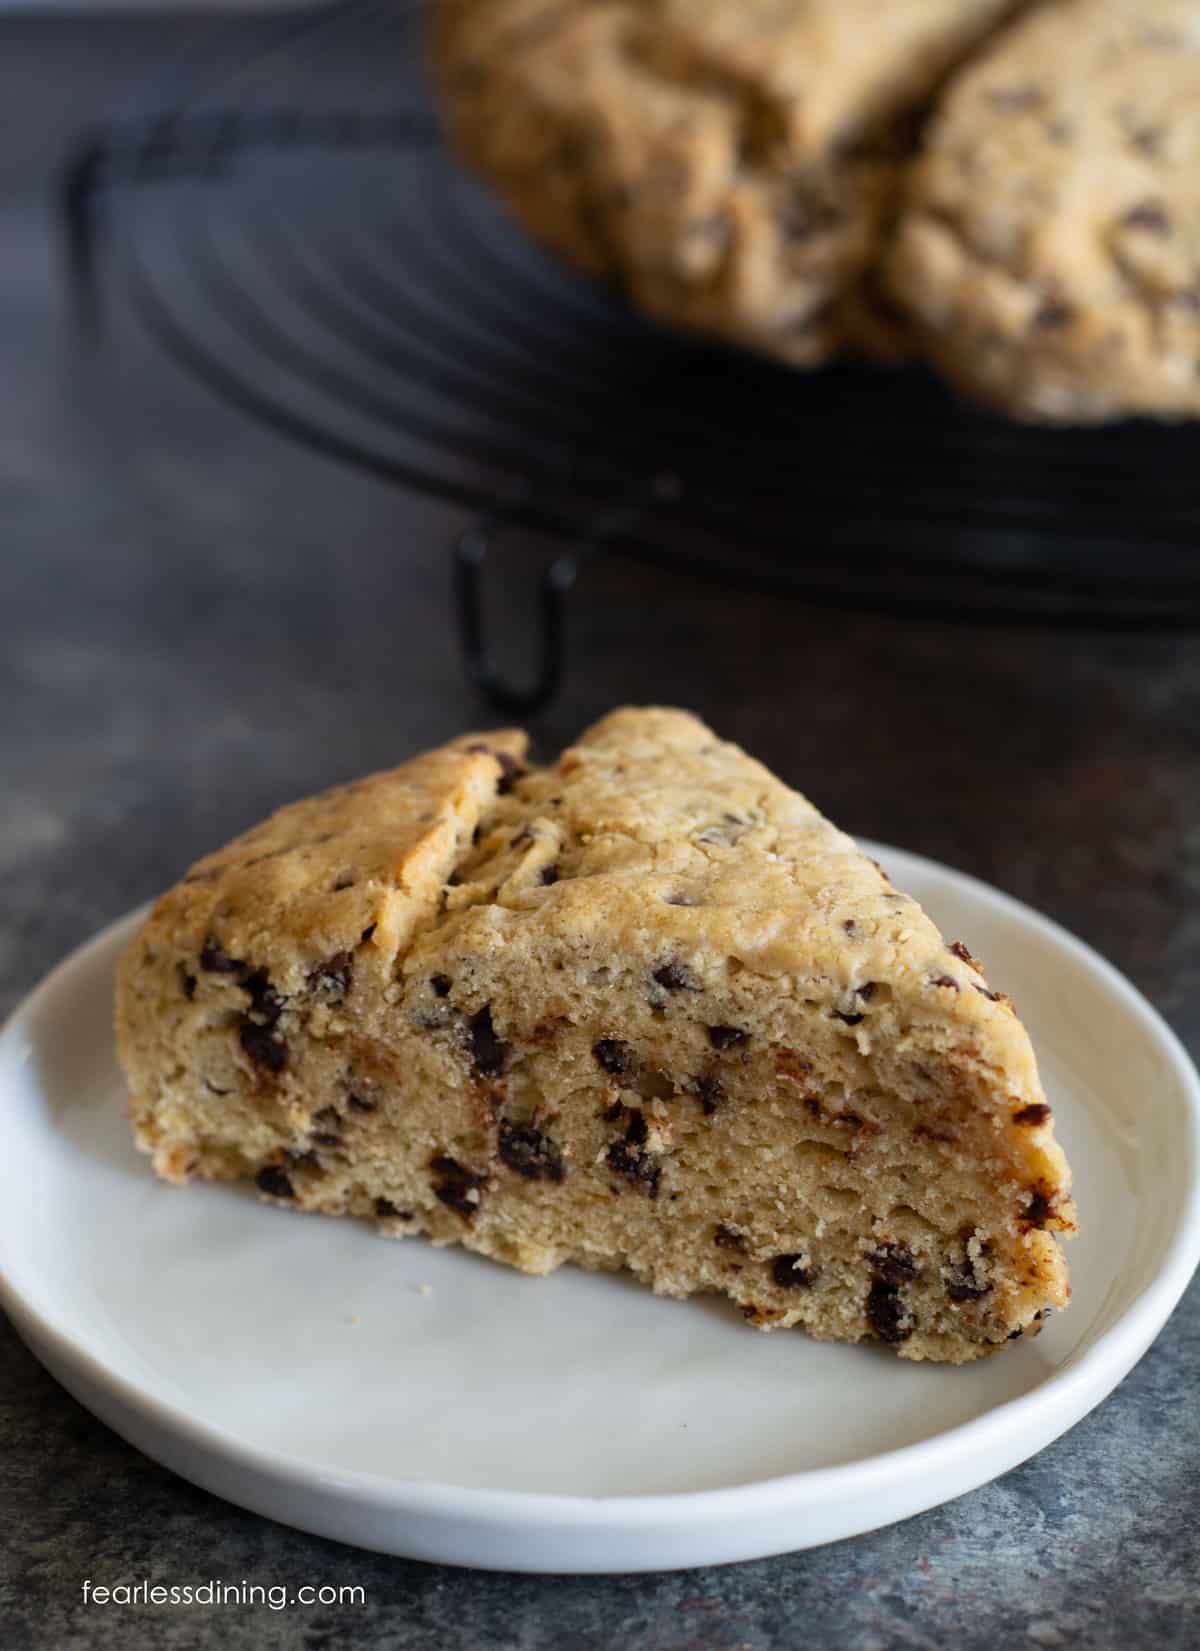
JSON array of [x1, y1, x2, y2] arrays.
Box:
[[2, 16, 1198, 1649]]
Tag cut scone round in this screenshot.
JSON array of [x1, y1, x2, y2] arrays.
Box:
[[887, 0, 1200, 422], [117, 707, 1075, 1362], [429, 0, 1035, 367]]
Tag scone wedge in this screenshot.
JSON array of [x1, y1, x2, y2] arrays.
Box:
[[117, 708, 1075, 1362]]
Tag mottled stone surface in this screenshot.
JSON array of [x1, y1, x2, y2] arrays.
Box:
[[1, 17, 1198, 1651]]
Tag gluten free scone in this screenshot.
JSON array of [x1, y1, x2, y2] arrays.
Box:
[[431, 0, 1033, 366], [116, 708, 1074, 1362], [888, 0, 1200, 420]]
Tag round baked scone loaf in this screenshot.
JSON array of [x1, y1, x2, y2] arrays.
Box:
[[888, 0, 1200, 421], [430, 0, 1033, 366], [117, 708, 1075, 1363]]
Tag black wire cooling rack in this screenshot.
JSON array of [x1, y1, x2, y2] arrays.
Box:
[[62, 0, 1200, 709]]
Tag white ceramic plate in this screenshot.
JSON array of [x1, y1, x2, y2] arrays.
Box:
[[1, 845, 1198, 1573]]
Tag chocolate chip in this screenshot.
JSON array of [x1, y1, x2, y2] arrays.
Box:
[[973, 983, 1002, 1003], [256, 1165, 294, 1199], [554, 123, 592, 169], [498, 1120, 565, 1182], [987, 84, 1044, 112], [601, 1100, 625, 1124], [468, 1006, 507, 1078], [1124, 200, 1171, 234], [308, 950, 353, 998], [374, 1197, 400, 1218], [606, 1108, 660, 1195], [948, 941, 979, 967], [239, 1018, 286, 1074], [540, 863, 560, 886], [242, 968, 283, 1025], [833, 1010, 864, 1026], [869, 1244, 917, 1287], [1034, 299, 1075, 330], [714, 1223, 747, 1252], [707, 1025, 747, 1051], [1014, 1102, 1052, 1126], [348, 1094, 376, 1114], [653, 961, 699, 992], [856, 982, 878, 1001], [843, 919, 858, 936], [430, 974, 452, 998], [430, 1154, 486, 1218], [1008, 1327, 1025, 1341], [1024, 1190, 1053, 1229], [694, 1073, 724, 1116], [200, 938, 244, 975], [466, 744, 526, 795], [867, 1280, 911, 1343], [594, 1038, 633, 1077], [771, 1254, 818, 1289], [497, 751, 525, 793], [928, 974, 960, 991], [179, 967, 197, 1000], [606, 1141, 661, 1198]]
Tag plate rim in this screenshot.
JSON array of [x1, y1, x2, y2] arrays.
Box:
[[2, 844, 1198, 1550]]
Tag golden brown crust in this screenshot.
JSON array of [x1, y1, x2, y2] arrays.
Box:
[[118, 730, 528, 992]]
